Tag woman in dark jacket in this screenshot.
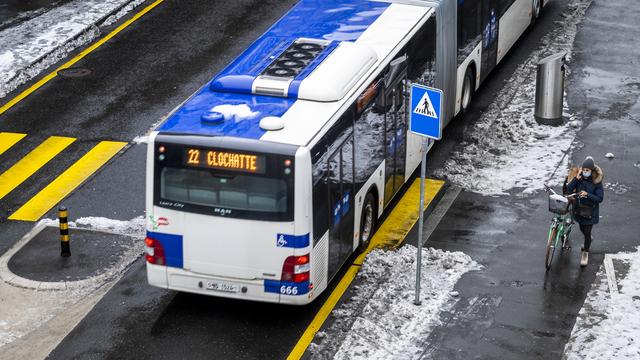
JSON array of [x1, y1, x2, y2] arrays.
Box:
[[565, 156, 604, 266]]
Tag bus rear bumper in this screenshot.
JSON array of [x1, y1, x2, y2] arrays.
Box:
[[146, 263, 314, 305]]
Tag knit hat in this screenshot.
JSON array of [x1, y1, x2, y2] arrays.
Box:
[[582, 156, 595, 170]]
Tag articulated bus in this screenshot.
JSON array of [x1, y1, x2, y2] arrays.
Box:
[[145, 0, 546, 304]]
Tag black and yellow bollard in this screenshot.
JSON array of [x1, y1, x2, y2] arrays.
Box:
[[59, 206, 70, 257]]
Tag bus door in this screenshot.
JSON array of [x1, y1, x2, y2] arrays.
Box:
[[327, 136, 355, 277], [383, 55, 408, 206], [480, 0, 499, 82]]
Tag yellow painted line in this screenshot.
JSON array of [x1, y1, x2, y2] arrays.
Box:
[[0, 0, 165, 116], [0, 132, 27, 155], [287, 178, 445, 360], [9, 141, 126, 221], [0, 136, 76, 201]]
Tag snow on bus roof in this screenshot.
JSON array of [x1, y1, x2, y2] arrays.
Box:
[[157, 0, 432, 146]]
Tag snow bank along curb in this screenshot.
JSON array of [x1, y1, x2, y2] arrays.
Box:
[[562, 247, 640, 360], [435, 0, 593, 196], [0, 0, 147, 100], [0, 217, 144, 291], [308, 246, 480, 360]]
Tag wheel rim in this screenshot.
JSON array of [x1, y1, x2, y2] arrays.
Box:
[[545, 227, 557, 269], [361, 202, 374, 245], [533, 0, 541, 18], [462, 74, 472, 111]]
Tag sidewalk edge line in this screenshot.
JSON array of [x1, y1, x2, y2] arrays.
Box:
[[603, 254, 618, 295]]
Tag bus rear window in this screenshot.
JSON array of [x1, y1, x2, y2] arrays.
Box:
[[160, 168, 288, 214], [153, 143, 295, 221]]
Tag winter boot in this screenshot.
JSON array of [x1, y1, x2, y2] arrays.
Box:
[[580, 251, 589, 267]]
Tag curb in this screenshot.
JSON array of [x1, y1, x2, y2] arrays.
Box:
[[0, 223, 141, 291]]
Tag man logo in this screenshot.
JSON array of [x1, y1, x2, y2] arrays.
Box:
[[277, 235, 287, 247]]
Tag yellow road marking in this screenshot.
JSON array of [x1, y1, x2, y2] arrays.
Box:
[[9, 141, 126, 221], [0, 0, 165, 116], [0, 136, 75, 201], [287, 178, 445, 360], [0, 132, 27, 156]]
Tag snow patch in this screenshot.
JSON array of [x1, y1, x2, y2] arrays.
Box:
[[211, 104, 260, 122], [563, 248, 640, 359], [435, 0, 593, 196], [39, 216, 146, 239], [0, 0, 145, 99], [603, 182, 631, 195], [132, 136, 149, 144], [308, 246, 480, 360]]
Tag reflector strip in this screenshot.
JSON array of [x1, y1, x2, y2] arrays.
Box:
[[0, 136, 75, 201], [9, 141, 126, 221], [0, 132, 26, 156]]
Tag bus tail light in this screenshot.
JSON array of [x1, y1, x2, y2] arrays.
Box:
[[145, 236, 166, 266], [282, 254, 310, 283]]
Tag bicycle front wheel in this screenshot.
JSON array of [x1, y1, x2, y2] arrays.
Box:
[[545, 225, 558, 270]]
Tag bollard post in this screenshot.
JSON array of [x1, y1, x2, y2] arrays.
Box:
[[59, 206, 70, 257]]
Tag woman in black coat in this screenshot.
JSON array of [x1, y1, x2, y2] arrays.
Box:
[[565, 156, 604, 266]]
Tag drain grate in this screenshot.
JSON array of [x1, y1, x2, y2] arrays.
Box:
[[57, 67, 92, 78]]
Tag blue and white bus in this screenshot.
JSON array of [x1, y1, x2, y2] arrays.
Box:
[[145, 0, 546, 304]]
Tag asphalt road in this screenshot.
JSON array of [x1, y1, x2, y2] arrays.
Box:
[[0, 0, 615, 358]]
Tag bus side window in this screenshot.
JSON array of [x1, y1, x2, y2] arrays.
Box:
[[355, 78, 386, 191], [312, 147, 329, 246], [499, 0, 516, 16], [407, 16, 437, 85], [458, 0, 482, 64]]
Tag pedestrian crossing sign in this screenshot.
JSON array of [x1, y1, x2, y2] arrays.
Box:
[[410, 84, 443, 140]]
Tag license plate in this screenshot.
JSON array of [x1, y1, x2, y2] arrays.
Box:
[[205, 281, 240, 293]]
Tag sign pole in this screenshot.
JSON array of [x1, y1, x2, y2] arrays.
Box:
[[409, 83, 442, 306], [414, 139, 428, 305]]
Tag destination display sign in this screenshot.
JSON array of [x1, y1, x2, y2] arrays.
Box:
[[183, 148, 266, 174]]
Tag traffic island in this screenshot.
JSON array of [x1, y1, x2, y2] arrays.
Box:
[[9, 226, 137, 282], [0, 224, 141, 290]]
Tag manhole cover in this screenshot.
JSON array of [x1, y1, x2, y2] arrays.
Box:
[[57, 67, 92, 78]]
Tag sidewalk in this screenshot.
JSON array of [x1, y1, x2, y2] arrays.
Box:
[[561, 0, 640, 357], [0, 0, 147, 100]]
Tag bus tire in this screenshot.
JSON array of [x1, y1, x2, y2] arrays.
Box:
[[358, 192, 377, 253], [461, 66, 475, 115], [530, 0, 542, 28]]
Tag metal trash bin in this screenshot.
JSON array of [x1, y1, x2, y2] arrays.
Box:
[[534, 52, 566, 124]]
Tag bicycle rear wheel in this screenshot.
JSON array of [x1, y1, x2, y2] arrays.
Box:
[[545, 225, 558, 270]]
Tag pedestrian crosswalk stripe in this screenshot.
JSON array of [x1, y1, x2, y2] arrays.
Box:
[[0, 136, 76, 201], [0, 132, 27, 156], [9, 141, 127, 221]]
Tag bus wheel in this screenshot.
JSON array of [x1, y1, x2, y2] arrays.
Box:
[[358, 192, 377, 253], [461, 67, 474, 115], [530, 0, 542, 27]]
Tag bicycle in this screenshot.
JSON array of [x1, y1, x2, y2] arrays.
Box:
[[544, 185, 576, 270]]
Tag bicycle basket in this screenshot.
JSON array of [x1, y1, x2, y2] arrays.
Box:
[[549, 193, 569, 215]]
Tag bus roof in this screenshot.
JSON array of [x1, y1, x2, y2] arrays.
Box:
[[157, 0, 433, 147]]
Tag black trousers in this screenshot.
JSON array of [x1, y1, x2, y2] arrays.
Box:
[[579, 224, 593, 251]]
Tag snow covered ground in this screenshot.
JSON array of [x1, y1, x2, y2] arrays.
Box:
[[563, 247, 640, 359], [308, 246, 480, 360], [435, 0, 593, 196], [0, 0, 145, 100]]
